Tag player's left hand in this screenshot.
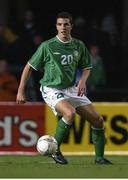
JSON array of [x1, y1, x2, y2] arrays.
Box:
[[76, 81, 86, 96]]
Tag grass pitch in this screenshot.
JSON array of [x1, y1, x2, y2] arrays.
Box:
[[0, 155, 128, 178]]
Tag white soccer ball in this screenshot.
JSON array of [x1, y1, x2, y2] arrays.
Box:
[[36, 135, 58, 156]]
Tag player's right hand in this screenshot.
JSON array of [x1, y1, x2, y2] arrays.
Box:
[[16, 92, 26, 104]]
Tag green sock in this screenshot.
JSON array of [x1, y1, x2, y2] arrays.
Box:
[[91, 128, 105, 161], [54, 117, 71, 151]]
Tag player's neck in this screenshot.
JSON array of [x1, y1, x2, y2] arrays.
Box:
[[57, 35, 72, 43]]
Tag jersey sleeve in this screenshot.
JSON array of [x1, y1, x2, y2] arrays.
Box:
[[28, 43, 47, 71], [78, 41, 92, 69]]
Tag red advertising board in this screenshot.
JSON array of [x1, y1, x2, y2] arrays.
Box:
[[0, 102, 45, 154]]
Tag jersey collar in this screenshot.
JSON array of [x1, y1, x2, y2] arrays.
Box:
[[56, 35, 72, 44]]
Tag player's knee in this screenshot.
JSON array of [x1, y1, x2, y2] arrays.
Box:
[[94, 116, 104, 128], [64, 108, 76, 123]]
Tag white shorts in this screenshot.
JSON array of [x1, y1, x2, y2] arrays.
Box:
[[40, 85, 91, 116]]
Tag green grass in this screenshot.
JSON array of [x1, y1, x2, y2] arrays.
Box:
[[0, 155, 128, 178]]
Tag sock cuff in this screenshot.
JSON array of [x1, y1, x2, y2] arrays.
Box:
[[62, 117, 72, 125]]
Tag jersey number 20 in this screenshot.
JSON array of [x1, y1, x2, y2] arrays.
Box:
[[61, 55, 73, 65]]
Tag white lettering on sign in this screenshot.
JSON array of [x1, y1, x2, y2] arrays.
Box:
[[0, 116, 39, 147]]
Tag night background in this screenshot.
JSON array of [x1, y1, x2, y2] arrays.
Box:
[[0, 0, 128, 101]]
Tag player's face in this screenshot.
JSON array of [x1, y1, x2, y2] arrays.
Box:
[[56, 18, 72, 41]]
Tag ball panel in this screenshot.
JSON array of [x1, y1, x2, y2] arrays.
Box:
[[36, 140, 49, 155], [36, 135, 58, 156]]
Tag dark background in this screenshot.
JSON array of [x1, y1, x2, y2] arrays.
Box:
[[1, 0, 128, 101], [8, 0, 122, 37]]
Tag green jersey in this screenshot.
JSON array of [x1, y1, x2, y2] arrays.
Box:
[[28, 36, 92, 89]]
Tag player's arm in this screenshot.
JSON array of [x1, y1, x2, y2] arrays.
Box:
[[77, 68, 90, 96], [16, 63, 33, 104]]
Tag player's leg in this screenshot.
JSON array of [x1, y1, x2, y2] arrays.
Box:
[[40, 86, 74, 147], [76, 104, 112, 164], [52, 100, 75, 164], [40, 86, 75, 164], [54, 100, 75, 147]]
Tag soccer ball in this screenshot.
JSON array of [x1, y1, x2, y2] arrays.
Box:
[[36, 135, 58, 156]]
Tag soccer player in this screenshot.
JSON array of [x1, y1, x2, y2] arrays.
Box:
[[16, 12, 112, 165]]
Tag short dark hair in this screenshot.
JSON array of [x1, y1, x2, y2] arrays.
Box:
[[56, 11, 73, 24]]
